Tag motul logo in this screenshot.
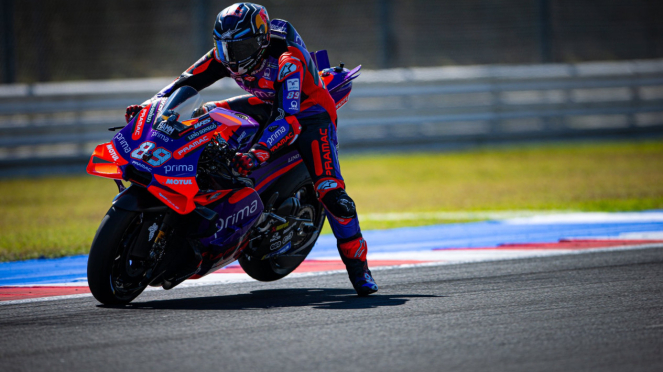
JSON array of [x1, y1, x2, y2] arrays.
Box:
[[165, 178, 193, 185], [106, 144, 119, 162]]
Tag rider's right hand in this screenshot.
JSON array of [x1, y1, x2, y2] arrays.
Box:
[[125, 104, 144, 123], [232, 152, 260, 176]]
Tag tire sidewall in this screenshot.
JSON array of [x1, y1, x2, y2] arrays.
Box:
[[87, 206, 145, 305]]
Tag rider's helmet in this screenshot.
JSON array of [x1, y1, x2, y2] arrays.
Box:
[[213, 3, 270, 76]]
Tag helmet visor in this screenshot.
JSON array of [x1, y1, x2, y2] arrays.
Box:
[[215, 35, 263, 64]]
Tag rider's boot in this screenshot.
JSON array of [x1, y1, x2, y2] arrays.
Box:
[[338, 236, 378, 296]]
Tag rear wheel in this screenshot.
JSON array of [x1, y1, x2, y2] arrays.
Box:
[[239, 179, 325, 281], [87, 207, 151, 305]]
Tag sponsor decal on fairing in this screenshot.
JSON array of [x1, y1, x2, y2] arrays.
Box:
[[158, 192, 180, 210], [156, 121, 175, 135], [146, 103, 159, 126], [164, 178, 193, 185], [236, 130, 248, 144], [131, 160, 152, 173], [175, 135, 211, 159], [114, 133, 131, 154], [335, 94, 350, 110], [186, 123, 217, 141], [150, 131, 171, 143], [132, 107, 148, 140], [213, 199, 260, 231], [106, 144, 120, 162], [234, 113, 250, 121], [164, 164, 195, 174], [194, 117, 212, 129]]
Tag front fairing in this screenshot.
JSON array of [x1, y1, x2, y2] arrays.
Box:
[[88, 88, 260, 215]]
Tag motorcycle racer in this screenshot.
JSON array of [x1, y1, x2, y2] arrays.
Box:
[[126, 3, 377, 296]]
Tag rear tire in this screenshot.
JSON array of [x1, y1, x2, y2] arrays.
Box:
[[239, 178, 325, 281], [87, 206, 150, 305]]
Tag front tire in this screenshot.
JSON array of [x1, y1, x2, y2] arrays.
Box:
[[87, 206, 150, 305]]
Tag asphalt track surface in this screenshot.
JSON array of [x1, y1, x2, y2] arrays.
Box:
[[1, 247, 662, 372]]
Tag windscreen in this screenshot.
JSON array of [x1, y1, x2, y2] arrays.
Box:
[[157, 86, 203, 121]]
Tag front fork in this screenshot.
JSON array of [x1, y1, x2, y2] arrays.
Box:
[[141, 210, 183, 285]]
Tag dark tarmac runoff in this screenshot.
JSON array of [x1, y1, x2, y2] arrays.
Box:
[[1, 247, 662, 372]]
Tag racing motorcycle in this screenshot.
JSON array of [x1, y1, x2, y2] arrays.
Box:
[[86, 51, 360, 305]]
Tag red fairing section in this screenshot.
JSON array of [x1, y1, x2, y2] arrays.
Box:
[[86, 142, 129, 180], [338, 237, 368, 261]]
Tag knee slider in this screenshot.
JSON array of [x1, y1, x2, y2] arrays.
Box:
[[321, 188, 357, 219]]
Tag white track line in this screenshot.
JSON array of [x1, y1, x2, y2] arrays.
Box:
[[359, 210, 576, 221], [2, 242, 662, 307], [359, 210, 663, 223]]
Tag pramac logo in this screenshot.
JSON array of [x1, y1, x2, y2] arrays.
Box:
[[175, 135, 211, 159], [132, 105, 150, 140]]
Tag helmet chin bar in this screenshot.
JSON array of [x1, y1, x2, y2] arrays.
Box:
[[224, 49, 267, 76]]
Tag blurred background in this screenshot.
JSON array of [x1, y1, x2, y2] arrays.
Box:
[[1, 0, 663, 261], [3, 0, 663, 81], [1, 0, 662, 177]]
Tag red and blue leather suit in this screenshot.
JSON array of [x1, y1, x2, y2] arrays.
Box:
[[151, 19, 368, 269]]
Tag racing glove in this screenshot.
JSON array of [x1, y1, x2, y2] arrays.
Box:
[[232, 147, 271, 176], [125, 104, 144, 123], [192, 102, 218, 118]]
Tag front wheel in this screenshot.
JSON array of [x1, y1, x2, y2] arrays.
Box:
[[87, 206, 151, 305]]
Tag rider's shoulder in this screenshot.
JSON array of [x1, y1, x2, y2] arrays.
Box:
[[270, 19, 307, 51]]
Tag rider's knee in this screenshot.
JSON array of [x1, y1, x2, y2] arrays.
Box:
[[320, 188, 357, 219]]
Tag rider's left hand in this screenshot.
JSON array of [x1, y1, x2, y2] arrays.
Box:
[[192, 103, 217, 118]]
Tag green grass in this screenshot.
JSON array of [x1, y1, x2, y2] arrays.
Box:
[[2, 140, 662, 261]]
